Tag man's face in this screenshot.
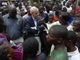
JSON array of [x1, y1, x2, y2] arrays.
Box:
[[32, 10, 39, 19], [46, 29, 58, 45], [39, 6, 43, 14], [73, 21, 80, 32], [9, 9, 17, 19]]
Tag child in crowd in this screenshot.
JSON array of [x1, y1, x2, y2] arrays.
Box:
[[23, 37, 46, 60], [38, 12, 73, 33], [23, 37, 40, 60], [63, 31, 80, 60], [0, 41, 14, 60], [46, 25, 68, 60], [46, 14, 54, 24]]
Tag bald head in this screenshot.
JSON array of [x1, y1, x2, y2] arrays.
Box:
[[9, 5, 17, 18]]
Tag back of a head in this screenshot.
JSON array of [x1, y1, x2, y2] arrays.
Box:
[[67, 31, 77, 45], [23, 37, 39, 60], [61, 12, 71, 22], [51, 25, 68, 40], [63, 7, 67, 12], [55, 10, 61, 16]]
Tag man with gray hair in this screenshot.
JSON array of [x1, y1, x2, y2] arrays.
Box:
[[25, 6, 44, 55]]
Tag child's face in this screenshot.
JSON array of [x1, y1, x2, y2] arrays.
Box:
[[73, 21, 80, 32], [48, 16, 53, 23], [46, 28, 58, 45]]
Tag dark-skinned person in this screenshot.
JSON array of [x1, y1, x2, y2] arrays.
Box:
[[39, 5, 48, 23], [23, 37, 46, 60], [0, 41, 14, 60], [3, 5, 24, 46], [63, 31, 80, 60], [73, 18, 80, 34], [46, 14, 54, 24], [46, 25, 68, 60]]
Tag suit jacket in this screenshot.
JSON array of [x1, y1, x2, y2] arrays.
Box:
[[25, 16, 44, 38]]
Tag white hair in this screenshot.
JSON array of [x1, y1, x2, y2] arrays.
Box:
[[30, 6, 38, 14]]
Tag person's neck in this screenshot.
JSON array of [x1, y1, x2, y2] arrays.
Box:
[[67, 45, 76, 52], [62, 23, 69, 27], [28, 13, 31, 16], [54, 43, 64, 50]]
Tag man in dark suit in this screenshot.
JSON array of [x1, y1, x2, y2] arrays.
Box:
[[25, 6, 44, 38], [25, 6, 44, 55]]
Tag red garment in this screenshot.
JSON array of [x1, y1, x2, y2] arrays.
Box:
[[53, 16, 57, 21], [75, 5, 80, 14]]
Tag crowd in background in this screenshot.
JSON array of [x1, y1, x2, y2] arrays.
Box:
[[0, 0, 80, 60]]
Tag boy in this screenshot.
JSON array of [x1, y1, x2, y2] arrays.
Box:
[[63, 31, 80, 60], [46, 25, 68, 60], [46, 14, 54, 25]]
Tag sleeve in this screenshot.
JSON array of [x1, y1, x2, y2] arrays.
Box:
[[25, 18, 38, 34], [45, 22, 58, 33]]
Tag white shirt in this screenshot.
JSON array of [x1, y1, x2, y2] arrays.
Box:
[[67, 7, 72, 13], [68, 46, 80, 60]]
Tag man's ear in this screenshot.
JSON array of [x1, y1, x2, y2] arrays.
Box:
[[68, 40, 72, 44], [7, 54, 12, 60], [58, 38, 63, 43]]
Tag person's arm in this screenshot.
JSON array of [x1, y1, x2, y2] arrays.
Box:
[[38, 18, 48, 29], [25, 18, 38, 34]]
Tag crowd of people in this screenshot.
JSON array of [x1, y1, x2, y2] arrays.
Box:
[[0, 0, 80, 60]]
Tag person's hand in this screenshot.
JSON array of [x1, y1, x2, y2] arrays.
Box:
[[31, 27, 36, 29], [38, 18, 44, 23]]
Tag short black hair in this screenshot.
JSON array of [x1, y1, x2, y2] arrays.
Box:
[[66, 31, 77, 45], [50, 25, 68, 40], [55, 10, 61, 16], [60, 12, 71, 22], [23, 37, 39, 59], [0, 41, 9, 60], [63, 7, 67, 12]]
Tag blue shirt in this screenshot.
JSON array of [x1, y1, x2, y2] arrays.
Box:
[[39, 13, 48, 23], [67, 17, 75, 24], [3, 14, 24, 39]]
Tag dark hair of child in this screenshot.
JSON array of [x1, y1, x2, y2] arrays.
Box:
[[66, 31, 77, 45], [23, 37, 39, 60], [0, 41, 9, 60], [51, 25, 68, 40], [60, 12, 71, 22]]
